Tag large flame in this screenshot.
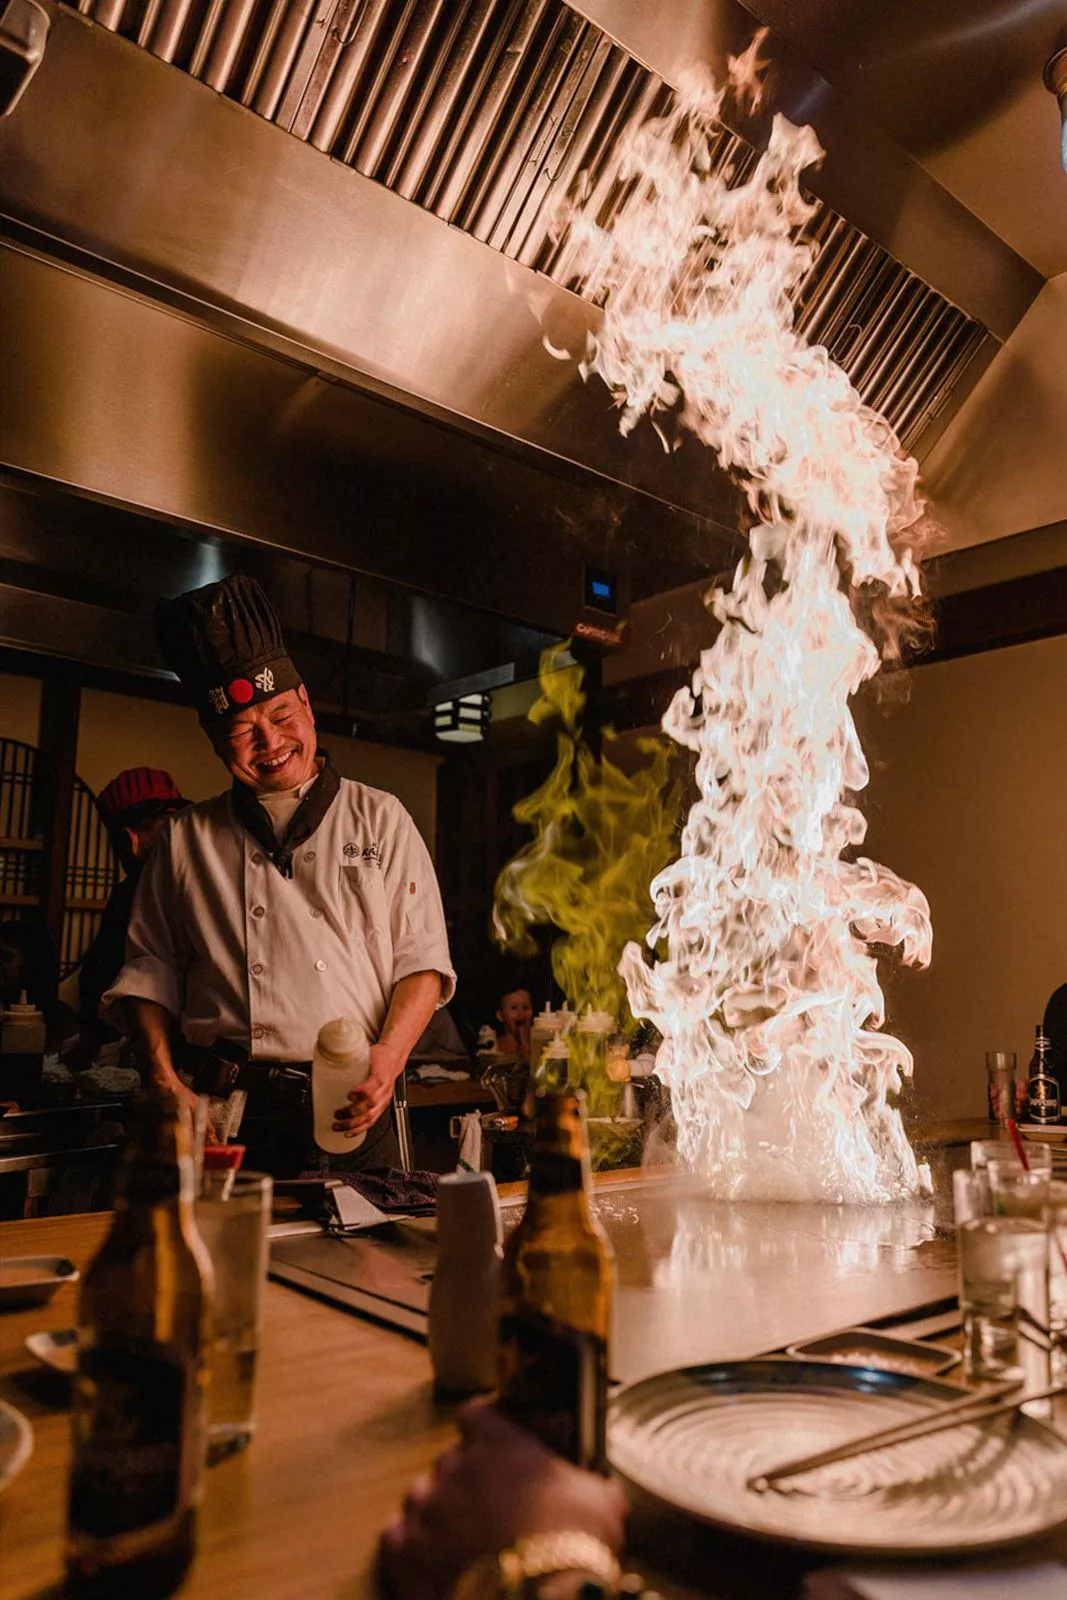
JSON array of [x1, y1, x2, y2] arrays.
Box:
[[554, 74, 932, 1202]]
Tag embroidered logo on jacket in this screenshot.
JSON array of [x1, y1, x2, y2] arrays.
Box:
[[344, 841, 381, 864]]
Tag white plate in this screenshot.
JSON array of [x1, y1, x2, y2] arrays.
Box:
[[609, 1359, 1067, 1556], [25, 1327, 78, 1375], [0, 1401, 33, 1489], [1020, 1125, 1067, 1143], [0, 1256, 79, 1308]]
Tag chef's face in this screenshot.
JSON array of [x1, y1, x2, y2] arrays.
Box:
[[217, 687, 318, 792]]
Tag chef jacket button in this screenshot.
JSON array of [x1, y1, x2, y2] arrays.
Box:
[[314, 959, 327, 972], [251, 852, 264, 866], [252, 1025, 266, 1040], [304, 851, 316, 863], [310, 907, 323, 919], [252, 905, 266, 919], [251, 962, 264, 976]]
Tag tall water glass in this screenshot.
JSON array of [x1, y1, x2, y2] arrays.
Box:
[[196, 1171, 272, 1462], [985, 1052, 1017, 1126], [954, 1168, 1049, 1388]]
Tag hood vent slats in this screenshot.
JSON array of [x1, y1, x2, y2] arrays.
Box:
[[65, 0, 991, 450]]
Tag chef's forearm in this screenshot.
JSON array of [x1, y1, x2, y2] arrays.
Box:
[[124, 997, 183, 1094], [376, 971, 443, 1077]]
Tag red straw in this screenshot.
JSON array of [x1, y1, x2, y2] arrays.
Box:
[[1007, 1119, 1030, 1170]]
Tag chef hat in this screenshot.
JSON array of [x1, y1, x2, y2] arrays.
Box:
[[96, 768, 187, 836], [154, 575, 302, 724]]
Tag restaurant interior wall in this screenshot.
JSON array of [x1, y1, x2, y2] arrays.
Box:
[[0, 675, 441, 858], [859, 630, 1067, 1122]]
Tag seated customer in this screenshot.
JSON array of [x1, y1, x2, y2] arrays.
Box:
[[379, 1401, 629, 1600], [494, 987, 533, 1061]]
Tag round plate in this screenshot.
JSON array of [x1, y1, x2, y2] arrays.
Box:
[[608, 1359, 1067, 1555], [0, 1401, 34, 1490]]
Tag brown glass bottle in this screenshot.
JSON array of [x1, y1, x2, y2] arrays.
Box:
[[498, 1087, 614, 1471], [66, 1097, 213, 1598]]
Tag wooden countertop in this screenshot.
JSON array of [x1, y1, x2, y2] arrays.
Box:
[[3, 1191, 1065, 1600], [0, 1212, 456, 1600]]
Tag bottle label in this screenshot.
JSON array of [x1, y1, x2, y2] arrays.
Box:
[[1029, 1078, 1061, 1124], [499, 1309, 607, 1471], [69, 1339, 190, 1538]]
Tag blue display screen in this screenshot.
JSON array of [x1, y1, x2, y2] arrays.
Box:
[[591, 580, 612, 599]]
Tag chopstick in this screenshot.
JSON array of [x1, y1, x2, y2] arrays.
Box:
[[747, 1380, 1066, 1492]]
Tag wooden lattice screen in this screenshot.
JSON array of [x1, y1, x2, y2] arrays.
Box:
[[0, 738, 119, 976]]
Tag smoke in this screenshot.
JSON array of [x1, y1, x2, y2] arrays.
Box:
[[492, 643, 682, 1074]]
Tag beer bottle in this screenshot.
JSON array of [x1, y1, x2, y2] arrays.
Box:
[[498, 1086, 614, 1471], [67, 1097, 213, 1598], [1028, 1025, 1061, 1126]]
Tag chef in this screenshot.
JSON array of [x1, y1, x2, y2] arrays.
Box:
[[106, 574, 455, 1175]]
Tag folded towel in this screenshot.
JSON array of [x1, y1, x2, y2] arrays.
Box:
[[455, 1112, 483, 1173]]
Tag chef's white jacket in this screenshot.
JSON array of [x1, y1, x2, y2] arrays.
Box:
[[105, 779, 455, 1061]]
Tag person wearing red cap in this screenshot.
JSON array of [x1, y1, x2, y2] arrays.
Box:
[[72, 769, 189, 1066], [105, 575, 455, 1175]]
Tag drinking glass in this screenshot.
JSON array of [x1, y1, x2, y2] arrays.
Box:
[[1049, 1181, 1067, 1383], [196, 1171, 272, 1462], [985, 1052, 1016, 1126], [954, 1168, 1050, 1388], [971, 1138, 1053, 1175], [988, 1163, 1051, 1217]]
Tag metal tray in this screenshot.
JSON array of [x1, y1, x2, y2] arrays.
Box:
[[786, 1327, 960, 1377], [0, 1256, 78, 1309], [608, 1358, 1067, 1555]]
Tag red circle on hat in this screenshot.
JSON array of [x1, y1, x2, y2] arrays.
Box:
[[228, 678, 255, 704]]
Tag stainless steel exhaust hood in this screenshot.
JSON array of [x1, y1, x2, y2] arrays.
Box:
[[0, 0, 1047, 643]]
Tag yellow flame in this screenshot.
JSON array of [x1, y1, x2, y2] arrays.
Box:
[[492, 644, 682, 1051], [553, 66, 933, 1202]]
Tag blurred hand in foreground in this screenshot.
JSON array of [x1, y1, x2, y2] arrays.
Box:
[[379, 1401, 628, 1600]]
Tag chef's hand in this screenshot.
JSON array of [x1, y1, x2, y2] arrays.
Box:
[[378, 1402, 628, 1600], [333, 1043, 402, 1137]]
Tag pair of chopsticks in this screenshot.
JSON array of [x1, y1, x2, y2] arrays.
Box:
[[748, 1379, 1066, 1492]]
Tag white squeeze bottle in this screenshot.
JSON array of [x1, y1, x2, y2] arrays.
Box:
[[312, 1018, 370, 1154]]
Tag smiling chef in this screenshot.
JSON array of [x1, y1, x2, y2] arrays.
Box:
[[105, 574, 455, 1176]]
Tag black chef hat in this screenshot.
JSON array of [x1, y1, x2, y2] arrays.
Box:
[[154, 575, 302, 725]]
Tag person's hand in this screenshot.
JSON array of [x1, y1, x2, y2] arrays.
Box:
[[333, 1043, 402, 1138], [378, 1402, 629, 1600]]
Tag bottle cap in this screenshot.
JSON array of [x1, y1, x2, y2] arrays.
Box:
[[542, 1035, 570, 1060], [315, 1017, 369, 1063], [576, 1007, 614, 1033], [533, 1003, 562, 1030], [3, 989, 44, 1022]]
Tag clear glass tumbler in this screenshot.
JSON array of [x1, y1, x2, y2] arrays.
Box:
[[196, 1170, 272, 1463], [955, 1166, 1049, 1389], [971, 1138, 1053, 1175]]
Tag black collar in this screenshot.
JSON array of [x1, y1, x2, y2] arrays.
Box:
[[231, 751, 341, 879]]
